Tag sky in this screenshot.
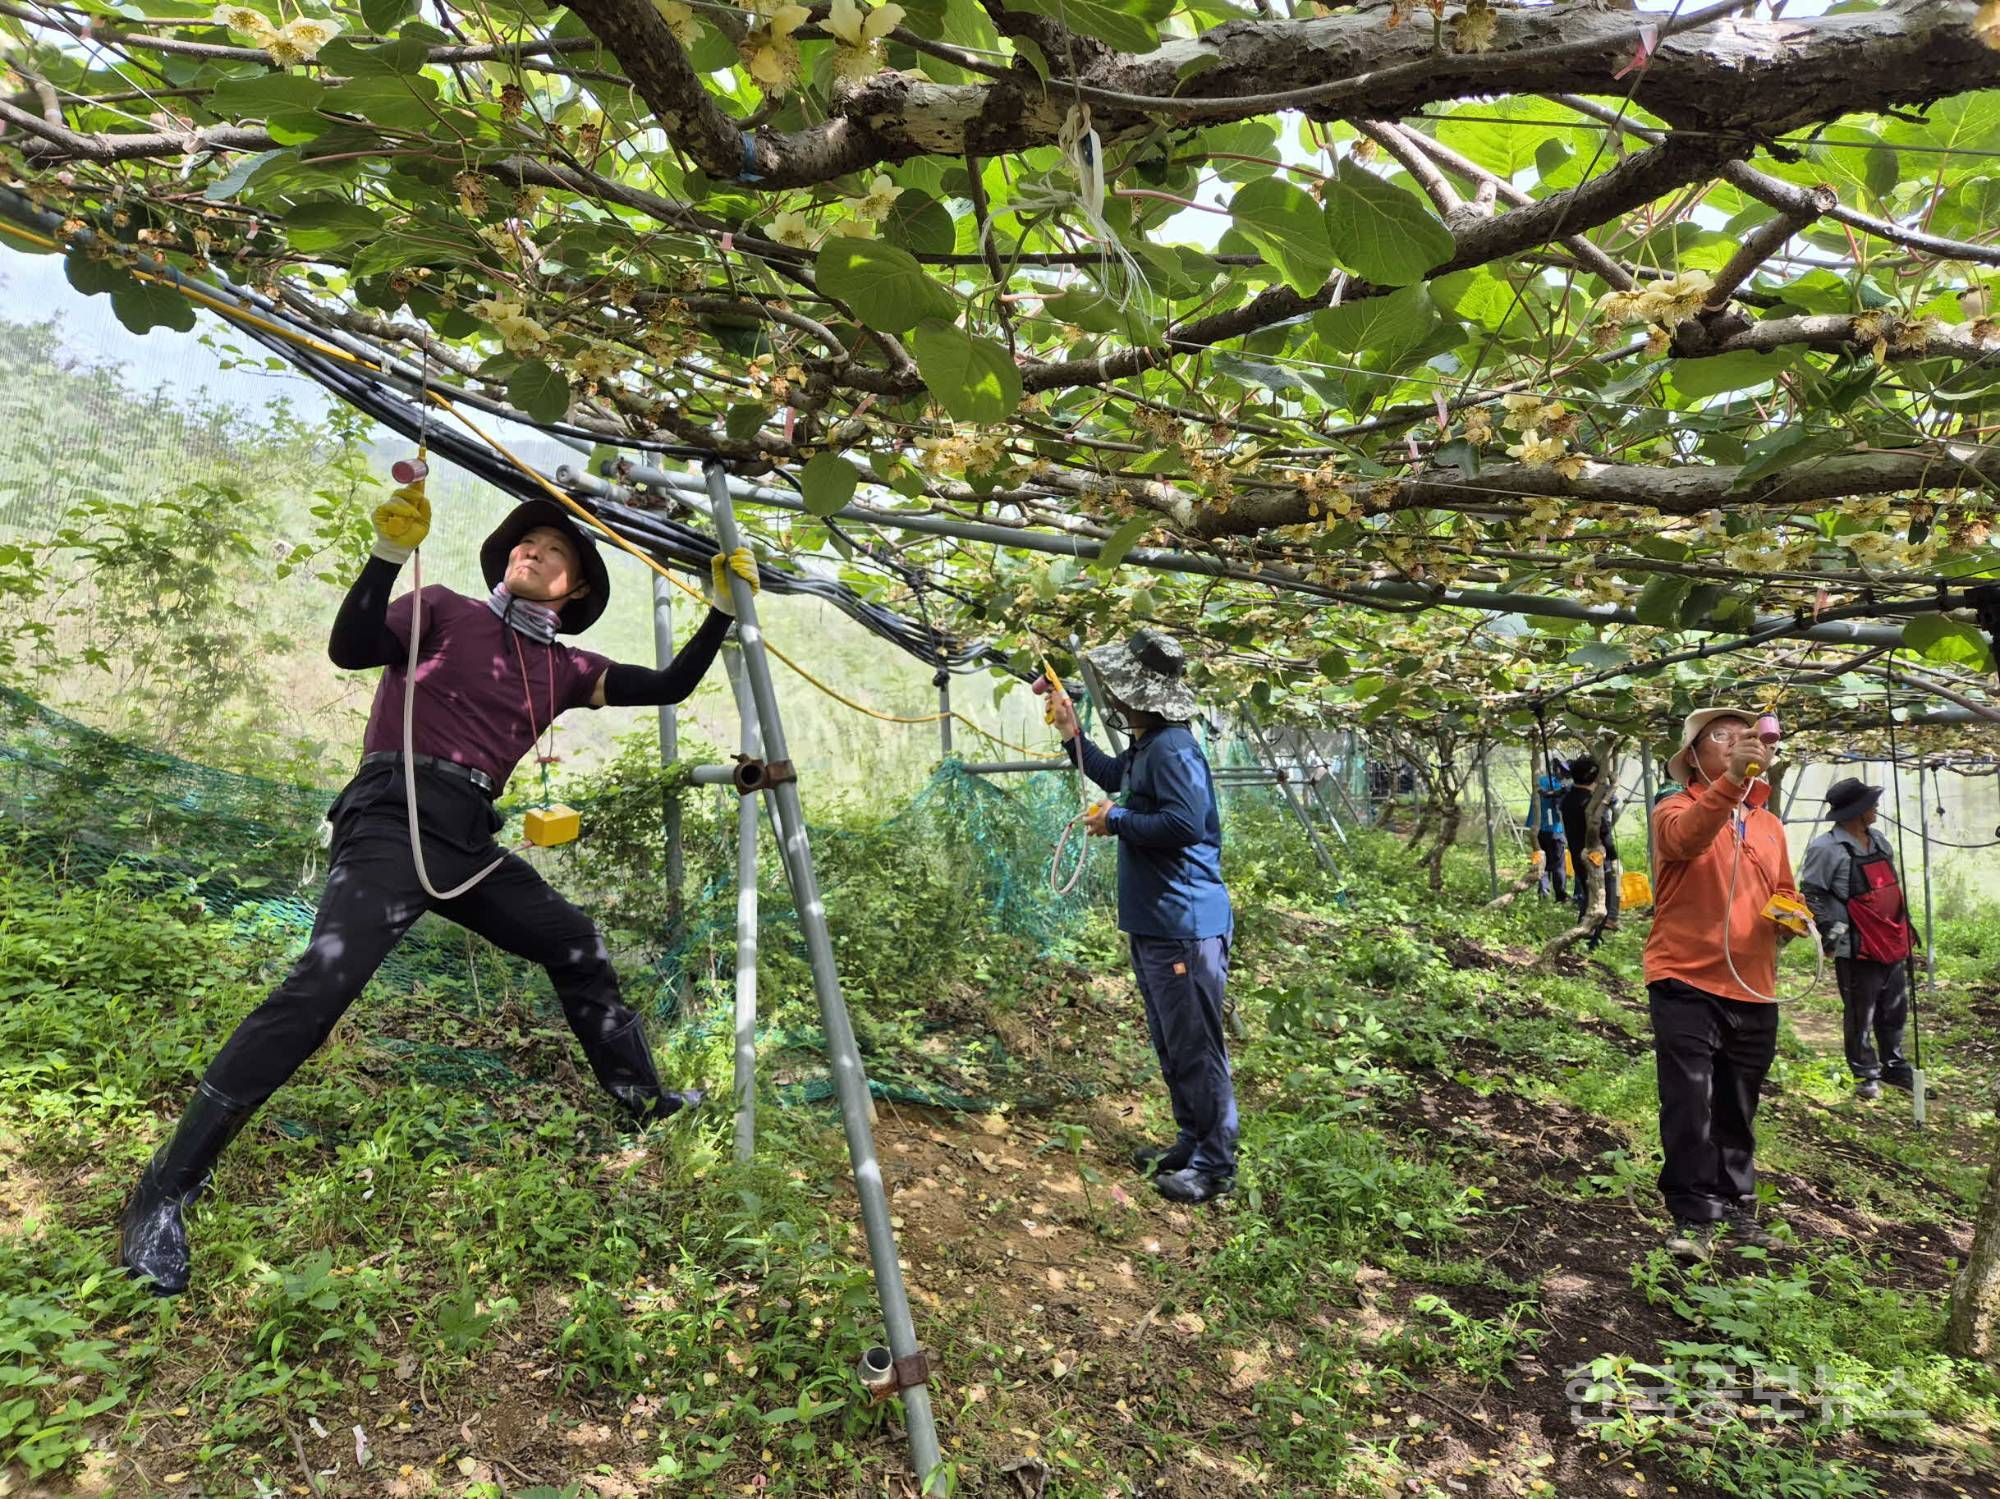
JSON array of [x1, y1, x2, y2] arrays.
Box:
[[0, 239, 344, 419]]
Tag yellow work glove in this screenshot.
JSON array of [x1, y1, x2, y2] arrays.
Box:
[[371, 480, 430, 565], [709, 547, 760, 616], [1761, 891, 1813, 939]]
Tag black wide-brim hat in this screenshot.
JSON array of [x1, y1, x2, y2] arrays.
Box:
[[480, 499, 610, 634], [1824, 776, 1884, 821]]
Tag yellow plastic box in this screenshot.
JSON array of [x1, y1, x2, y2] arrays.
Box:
[[524, 805, 581, 847]]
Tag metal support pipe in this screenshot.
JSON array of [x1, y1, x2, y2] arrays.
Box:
[[1305, 734, 1353, 844], [652, 575, 685, 930], [1290, 732, 1350, 846], [1780, 763, 1806, 824], [1249, 721, 1337, 877], [1072, 636, 1126, 755], [937, 675, 953, 756], [1320, 735, 1372, 829], [1914, 760, 1936, 1128], [723, 644, 762, 1165], [1640, 743, 1657, 874], [959, 759, 1069, 774], [1479, 744, 1500, 901], [564, 465, 1938, 651], [702, 461, 943, 1489], [689, 765, 740, 786]]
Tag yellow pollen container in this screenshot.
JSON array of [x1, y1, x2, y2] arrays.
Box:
[[1761, 890, 1813, 937], [524, 804, 581, 847]]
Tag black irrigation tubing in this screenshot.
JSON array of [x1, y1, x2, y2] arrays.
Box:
[[1876, 814, 2000, 852], [1522, 615, 1806, 710], [223, 325, 1038, 683], [1522, 594, 1993, 713], [1783, 812, 2000, 852], [11, 187, 1992, 704]]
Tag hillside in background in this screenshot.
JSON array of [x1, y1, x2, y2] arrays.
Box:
[[0, 305, 1045, 802]]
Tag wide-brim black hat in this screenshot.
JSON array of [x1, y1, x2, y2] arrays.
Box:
[[480, 499, 610, 635], [1824, 777, 1884, 821]]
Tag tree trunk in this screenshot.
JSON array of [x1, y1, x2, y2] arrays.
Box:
[[1947, 1138, 2000, 1360], [1426, 803, 1462, 892], [1406, 793, 1436, 849], [1487, 865, 1544, 908]]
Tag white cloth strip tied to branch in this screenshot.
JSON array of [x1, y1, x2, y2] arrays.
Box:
[[1008, 105, 1150, 313]]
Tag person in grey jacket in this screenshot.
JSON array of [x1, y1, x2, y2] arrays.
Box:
[[1798, 778, 1917, 1101]]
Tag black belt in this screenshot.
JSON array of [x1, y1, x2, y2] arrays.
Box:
[[360, 751, 497, 798]]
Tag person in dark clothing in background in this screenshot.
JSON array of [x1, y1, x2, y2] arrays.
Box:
[[1799, 778, 1917, 1102], [120, 482, 757, 1296], [1560, 755, 1621, 945], [1037, 629, 1236, 1206]]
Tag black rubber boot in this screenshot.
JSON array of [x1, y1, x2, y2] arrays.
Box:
[[1154, 1167, 1235, 1205], [1131, 1139, 1193, 1177], [582, 1016, 704, 1124], [119, 1081, 256, 1297]]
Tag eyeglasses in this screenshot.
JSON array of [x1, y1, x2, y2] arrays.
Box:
[[1702, 727, 1752, 745]]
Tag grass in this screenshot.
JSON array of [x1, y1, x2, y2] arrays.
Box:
[[2, 771, 1999, 1497]]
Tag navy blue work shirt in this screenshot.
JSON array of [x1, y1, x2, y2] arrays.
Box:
[[1065, 724, 1232, 940]]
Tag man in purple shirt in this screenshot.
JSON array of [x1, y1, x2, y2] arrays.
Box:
[[121, 485, 753, 1296]]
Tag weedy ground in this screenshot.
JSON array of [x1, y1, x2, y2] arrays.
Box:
[[3, 792, 1999, 1499]]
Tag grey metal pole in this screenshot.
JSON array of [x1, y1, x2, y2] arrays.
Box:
[[1249, 721, 1337, 876], [651, 574, 684, 927], [701, 461, 943, 1490], [960, 759, 1069, 774], [1640, 743, 1657, 874], [1285, 729, 1349, 845], [1072, 636, 1126, 754], [722, 644, 762, 1165], [1914, 759, 1936, 1127], [937, 673, 954, 757], [1479, 743, 1500, 901], [1322, 732, 1372, 829], [1779, 756, 1808, 825]]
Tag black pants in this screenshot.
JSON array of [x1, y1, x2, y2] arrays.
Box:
[[1537, 833, 1567, 900], [1835, 958, 1911, 1083], [204, 763, 641, 1107], [1128, 935, 1237, 1175], [1648, 979, 1778, 1223]]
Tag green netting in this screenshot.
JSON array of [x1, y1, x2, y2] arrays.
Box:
[[0, 684, 1132, 1114], [0, 683, 545, 1000]]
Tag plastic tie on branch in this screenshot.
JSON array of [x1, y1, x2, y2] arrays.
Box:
[[1612, 24, 1660, 80], [736, 133, 763, 184]]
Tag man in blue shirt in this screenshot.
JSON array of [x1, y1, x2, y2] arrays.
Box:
[[1039, 629, 1236, 1205], [1530, 763, 1571, 900]]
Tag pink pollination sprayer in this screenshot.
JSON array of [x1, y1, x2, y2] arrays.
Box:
[[1744, 710, 1781, 778]]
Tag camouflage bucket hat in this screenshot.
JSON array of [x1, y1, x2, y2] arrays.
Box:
[[1085, 628, 1199, 722]]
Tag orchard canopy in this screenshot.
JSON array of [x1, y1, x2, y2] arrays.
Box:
[[5, 0, 2000, 752]]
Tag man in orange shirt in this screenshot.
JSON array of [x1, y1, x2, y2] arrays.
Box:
[[1644, 707, 1800, 1262]]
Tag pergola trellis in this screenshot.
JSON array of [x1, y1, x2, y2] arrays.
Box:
[[11, 0, 2000, 1454]]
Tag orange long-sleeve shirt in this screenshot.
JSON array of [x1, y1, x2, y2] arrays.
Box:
[[1642, 775, 1797, 1004]]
